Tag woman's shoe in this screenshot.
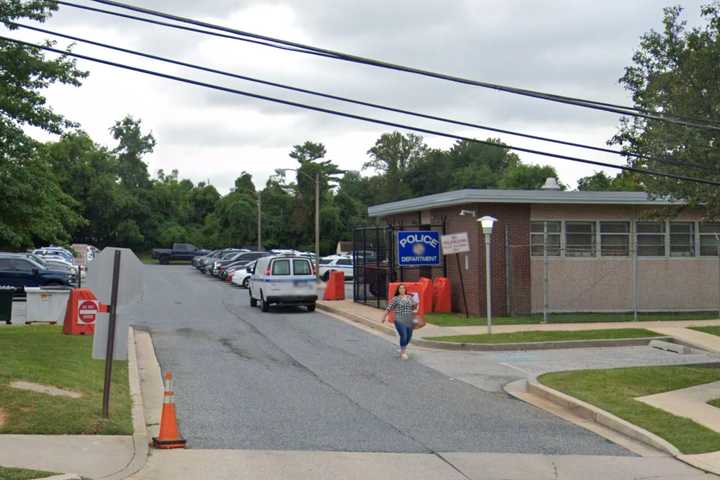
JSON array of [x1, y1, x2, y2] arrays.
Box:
[[400, 353, 409, 360]]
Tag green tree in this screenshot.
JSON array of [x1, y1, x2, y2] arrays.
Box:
[[364, 132, 428, 201], [612, 3, 720, 215], [0, 1, 88, 248], [577, 171, 643, 192]]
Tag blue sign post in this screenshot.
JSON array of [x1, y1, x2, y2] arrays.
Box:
[[397, 231, 441, 266]]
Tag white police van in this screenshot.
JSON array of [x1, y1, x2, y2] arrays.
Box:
[[249, 255, 317, 312]]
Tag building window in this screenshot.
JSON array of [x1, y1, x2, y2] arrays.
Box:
[[670, 222, 695, 257], [530, 221, 561, 256], [565, 221, 595, 257], [600, 222, 630, 256], [700, 223, 720, 256], [636, 222, 666, 256]]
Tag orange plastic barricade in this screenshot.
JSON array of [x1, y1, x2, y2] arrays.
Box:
[[63, 288, 99, 335], [323, 271, 345, 300], [432, 277, 452, 313], [386, 281, 433, 322]]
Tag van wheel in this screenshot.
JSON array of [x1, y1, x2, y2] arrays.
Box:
[[307, 303, 316, 312], [322, 271, 330, 282], [242, 278, 249, 289], [261, 295, 270, 312], [249, 292, 257, 307], [159, 255, 170, 265]]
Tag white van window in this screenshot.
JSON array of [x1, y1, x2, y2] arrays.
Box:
[[293, 259, 311, 275], [272, 259, 291, 275]]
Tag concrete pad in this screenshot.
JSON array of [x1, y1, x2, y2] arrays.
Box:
[[651, 327, 720, 354], [0, 435, 133, 479], [637, 381, 720, 433], [130, 449, 468, 480]]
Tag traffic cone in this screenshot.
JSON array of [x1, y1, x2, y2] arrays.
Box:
[[152, 372, 187, 449]]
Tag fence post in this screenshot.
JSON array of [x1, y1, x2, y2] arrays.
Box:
[[543, 227, 549, 323], [633, 220, 639, 322]]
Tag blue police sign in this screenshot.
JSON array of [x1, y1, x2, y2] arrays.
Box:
[[397, 231, 441, 266]]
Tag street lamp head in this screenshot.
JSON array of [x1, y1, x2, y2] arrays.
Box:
[[478, 216, 497, 235]]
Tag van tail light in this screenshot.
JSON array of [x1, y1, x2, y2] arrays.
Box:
[[265, 266, 272, 276]]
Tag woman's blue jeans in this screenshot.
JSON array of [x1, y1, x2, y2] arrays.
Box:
[[395, 321, 413, 348]]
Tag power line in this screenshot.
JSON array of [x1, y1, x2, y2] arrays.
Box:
[[16, 21, 716, 175], [3, 34, 719, 187], [66, 0, 720, 131]]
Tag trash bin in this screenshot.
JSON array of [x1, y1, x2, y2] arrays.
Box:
[[0, 286, 14, 324], [24, 287, 71, 325]]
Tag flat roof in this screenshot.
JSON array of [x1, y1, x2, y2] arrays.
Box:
[[368, 189, 682, 217]]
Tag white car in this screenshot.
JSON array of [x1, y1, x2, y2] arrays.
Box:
[[231, 261, 255, 288], [318, 256, 353, 281], [249, 255, 317, 312]]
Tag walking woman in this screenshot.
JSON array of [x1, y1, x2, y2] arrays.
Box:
[[382, 284, 418, 360]]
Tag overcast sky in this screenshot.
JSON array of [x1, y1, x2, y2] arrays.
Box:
[[7, 0, 708, 193]]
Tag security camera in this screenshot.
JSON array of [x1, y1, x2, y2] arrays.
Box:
[[459, 209, 476, 217]]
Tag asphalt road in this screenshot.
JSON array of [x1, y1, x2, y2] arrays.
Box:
[[128, 265, 630, 455]]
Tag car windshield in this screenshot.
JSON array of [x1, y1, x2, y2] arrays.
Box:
[[25, 254, 47, 268]]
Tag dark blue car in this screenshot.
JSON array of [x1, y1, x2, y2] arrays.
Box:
[[0, 253, 75, 289]]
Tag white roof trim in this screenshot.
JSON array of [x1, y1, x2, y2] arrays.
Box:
[[368, 189, 683, 217]]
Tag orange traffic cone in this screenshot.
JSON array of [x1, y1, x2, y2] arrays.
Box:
[[152, 372, 187, 449]]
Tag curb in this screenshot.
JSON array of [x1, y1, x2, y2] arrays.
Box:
[[504, 379, 720, 476], [36, 475, 82, 480], [317, 303, 671, 351], [524, 380, 680, 455], [96, 327, 150, 480]]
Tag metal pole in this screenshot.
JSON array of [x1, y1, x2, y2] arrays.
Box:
[[543, 228, 549, 323], [257, 191, 262, 251], [102, 250, 122, 418], [455, 254, 469, 318], [504, 224, 512, 317], [633, 223, 639, 322], [315, 172, 320, 280], [716, 234, 720, 319], [485, 235, 492, 335]]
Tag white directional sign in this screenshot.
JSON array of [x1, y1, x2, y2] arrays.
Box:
[[441, 232, 471, 255]]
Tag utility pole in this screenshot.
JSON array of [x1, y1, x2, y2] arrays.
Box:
[[315, 172, 320, 279], [257, 191, 262, 251]]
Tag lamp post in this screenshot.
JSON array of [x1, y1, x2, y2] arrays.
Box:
[[279, 168, 321, 279], [478, 216, 497, 334]]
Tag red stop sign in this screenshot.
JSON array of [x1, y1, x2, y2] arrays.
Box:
[[78, 299, 99, 325]]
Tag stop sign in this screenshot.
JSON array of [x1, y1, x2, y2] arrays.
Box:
[[78, 299, 99, 325]]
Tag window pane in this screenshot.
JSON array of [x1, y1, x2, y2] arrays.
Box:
[[531, 233, 560, 256], [546, 221, 561, 233], [601, 235, 629, 256], [0, 259, 12, 270], [701, 235, 720, 256], [601, 222, 629, 233], [271, 259, 290, 275], [12, 260, 33, 272], [337, 259, 352, 265], [638, 245, 665, 256], [530, 222, 544, 233], [670, 223, 695, 257], [566, 222, 593, 233], [700, 223, 720, 234], [637, 222, 665, 233], [292, 260, 311, 275]]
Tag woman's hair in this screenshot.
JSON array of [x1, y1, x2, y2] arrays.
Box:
[[395, 284, 407, 296]]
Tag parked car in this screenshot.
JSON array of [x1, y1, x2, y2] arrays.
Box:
[[318, 256, 353, 281], [152, 243, 209, 264], [249, 255, 317, 312], [33, 247, 75, 264], [231, 261, 256, 288], [0, 253, 75, 288], [216, 252, 271, 279]]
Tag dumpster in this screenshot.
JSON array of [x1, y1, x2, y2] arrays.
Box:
[[25, 287, 71, 325], [0, 286, 14, 324]]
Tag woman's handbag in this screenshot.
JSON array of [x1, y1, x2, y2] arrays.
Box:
[[413, 315, 427, 330]]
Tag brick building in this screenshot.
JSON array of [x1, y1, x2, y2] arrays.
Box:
[[366, 187, 718, 316]]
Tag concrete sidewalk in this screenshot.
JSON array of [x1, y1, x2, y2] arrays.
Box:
[[318, 300, 720, 347], [129, 449, 716, 480]]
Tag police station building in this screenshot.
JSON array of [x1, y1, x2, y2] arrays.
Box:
[[365, 185, 720, 317]]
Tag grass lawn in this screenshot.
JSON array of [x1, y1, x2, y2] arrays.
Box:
[[539, 364, 720, 454], [0, 326, 132, 435], [425, 328, 662, 344], [691, 326, 720, 337], [0, 466, 57, 480], [709, 398, 720, 409], [0, 467, 58, 480], [426, 311, 718, 327]]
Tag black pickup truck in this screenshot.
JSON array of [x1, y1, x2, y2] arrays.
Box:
[[151, 243, 208, 264]]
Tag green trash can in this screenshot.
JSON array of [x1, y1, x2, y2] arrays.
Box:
[[0, 287, 14, 324]]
